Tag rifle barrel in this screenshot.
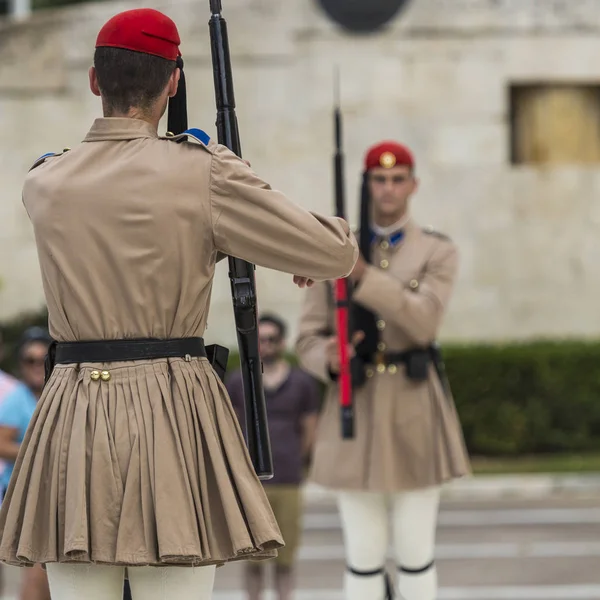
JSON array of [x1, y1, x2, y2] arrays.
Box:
[[208, 1, 274, 479], [333, 68, 354, 439]]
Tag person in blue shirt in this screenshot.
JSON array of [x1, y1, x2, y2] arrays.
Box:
[[0, 327, 51, 492], [0, 382, 37, 493], [0, 326, 52, 600]]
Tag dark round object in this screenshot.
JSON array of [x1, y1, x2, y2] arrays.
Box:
[[317, 0, 411, 33]]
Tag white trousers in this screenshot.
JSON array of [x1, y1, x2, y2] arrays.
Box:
[[46, 563, 216, 600], [338, 487, 441, 600]]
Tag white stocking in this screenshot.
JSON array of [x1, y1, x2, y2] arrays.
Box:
[[128, 565, 216, 598], [338, 491, 390, 600], [46, 563, 216, 600], [392, 486, 441, 600]]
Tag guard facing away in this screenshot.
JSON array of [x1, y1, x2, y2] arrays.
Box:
[[295, 141, 471, 600], [0, 8, 358, 600]]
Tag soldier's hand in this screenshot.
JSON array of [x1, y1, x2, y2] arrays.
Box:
[[338, 218, 351, 236], [293, 276, 315, 288], [326, 330, 365, 374], [349, 254, 367, 283]]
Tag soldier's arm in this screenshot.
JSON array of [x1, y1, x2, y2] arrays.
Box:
[[351, 240, 458, 346], [209, 145, 358, 281], [295, 282, 334, 384]]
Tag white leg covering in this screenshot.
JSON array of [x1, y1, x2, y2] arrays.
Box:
[[46, 563, 216, 600], [129, 565, 216, 599], [392, 486, 441, 600], [338, 490, 390, 600], [46, 564, 125, 600]]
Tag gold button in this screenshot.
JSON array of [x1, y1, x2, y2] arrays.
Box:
[[165, 131, 174, 137], [380, 259, 389, 269], [90, 370, 100, 381], [410, 279, 419, 289], [376, 320, 386, 331], [380, 240, 389, 250], [377, 342, 386, 352], [376, 364, 386, 374], [388, 364, 398, 374], [366, 368, 374, 378], [100, 370, 111, 381]]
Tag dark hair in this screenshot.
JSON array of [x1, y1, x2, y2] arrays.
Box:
[[259, 313, 287, 339], [94, 47, 176, 115], [17, 327, 52, 360]]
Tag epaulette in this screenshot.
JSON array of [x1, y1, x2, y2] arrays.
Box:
[[162, 128, 213, 151], [29, 148, 70, 172], [422, 225, 451, 242]]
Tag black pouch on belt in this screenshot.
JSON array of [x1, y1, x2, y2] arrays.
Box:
[[404, 348, 430, 382], [44, 340, 57, 386], [206, 344, 229, 383]]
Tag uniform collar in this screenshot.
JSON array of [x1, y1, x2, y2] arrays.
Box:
[[83, 117, 159, 142], [369, 217, 417, 248]]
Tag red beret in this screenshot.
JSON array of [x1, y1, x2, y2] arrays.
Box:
[[96, 8, 181, 61], [364, 141, 414, 171]]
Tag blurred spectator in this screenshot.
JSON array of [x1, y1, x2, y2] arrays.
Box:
[[0, 327, 52, 600], [0, 329, 21, 415], [0, 329, 22, 597], [226, 313, 321, 600], [0, 329, 21, 495]]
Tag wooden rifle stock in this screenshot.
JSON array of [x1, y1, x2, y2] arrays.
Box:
[[208, 0, 274, 479], [333, 71, 354, 439]]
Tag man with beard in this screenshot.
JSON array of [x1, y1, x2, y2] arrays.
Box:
[[226, 313, 321, 600], [295, 141, 471, 600]]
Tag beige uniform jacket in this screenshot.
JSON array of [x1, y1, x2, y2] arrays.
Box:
[[296, 218, 471, 492], [0, 117, 358, 569]]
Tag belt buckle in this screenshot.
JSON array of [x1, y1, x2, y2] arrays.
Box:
[[375, 351, 386, 374]]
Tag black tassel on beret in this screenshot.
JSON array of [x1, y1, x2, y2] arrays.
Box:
[[167, 56, 188, 135]]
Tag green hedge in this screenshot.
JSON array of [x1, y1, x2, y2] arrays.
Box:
[[443, 341, 600, 456], [2, 308, 600, 457], [226, 340, 600, 457]]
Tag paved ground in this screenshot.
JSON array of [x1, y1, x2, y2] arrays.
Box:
[[210, 496, 600, 600], [2, 495, 600, 599]]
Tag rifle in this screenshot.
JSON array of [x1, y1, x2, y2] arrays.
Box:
[[208, 0, 274, 480], [333, 70, 354, 440]]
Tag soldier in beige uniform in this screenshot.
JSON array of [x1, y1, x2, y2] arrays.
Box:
[[296, 141, 470, 600], [0, 8, 358, 600]]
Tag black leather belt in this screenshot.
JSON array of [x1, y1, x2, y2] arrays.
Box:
[[377, 349, 417, 365], [53, 337, 207, 364], [44, 337, 229, 387], [368, 347, 432, 382], [369, 348, 430, 366]]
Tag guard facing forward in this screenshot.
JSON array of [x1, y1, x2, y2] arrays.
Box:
[[296, 141, 471, 600]]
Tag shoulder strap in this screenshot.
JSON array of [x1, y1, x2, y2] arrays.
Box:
[[162, 128, 214, 152], [29, 148, 70, 172], [422, 225, 451, 242]]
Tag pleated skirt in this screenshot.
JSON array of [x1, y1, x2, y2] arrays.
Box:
[[309, 365, 471, 492], [0, 356, 284, 567]]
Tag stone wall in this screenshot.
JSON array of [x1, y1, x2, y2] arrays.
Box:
[[1, 0, 600, 348]]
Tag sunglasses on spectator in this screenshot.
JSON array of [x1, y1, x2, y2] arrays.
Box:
[[21, 356, 46, 367], [259, 335, 281, 344]]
